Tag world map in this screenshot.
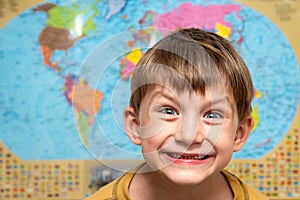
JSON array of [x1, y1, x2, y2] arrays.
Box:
[[0, 0, 299, 160]]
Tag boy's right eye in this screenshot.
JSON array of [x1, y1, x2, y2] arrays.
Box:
[[160, 107, 178, 115]]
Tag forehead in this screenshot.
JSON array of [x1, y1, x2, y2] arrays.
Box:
[[144, 84, 234, 106]]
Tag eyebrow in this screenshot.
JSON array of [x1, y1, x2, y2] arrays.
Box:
[[149, 87, 179, 103], [149, 87, 235, 109], [209, 97, 230, 104], [205, 96, 235, 111]]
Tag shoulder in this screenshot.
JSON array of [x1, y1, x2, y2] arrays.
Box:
[[222, 170, 269, 200], [84, 171, 136, 200]]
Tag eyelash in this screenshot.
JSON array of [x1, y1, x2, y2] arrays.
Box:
[[160, 107, 179, 115], [203, 111, 223, 119], [157, 105, 224, 120]]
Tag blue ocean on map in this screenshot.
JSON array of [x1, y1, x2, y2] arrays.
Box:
[[0, 0, 299, 160]]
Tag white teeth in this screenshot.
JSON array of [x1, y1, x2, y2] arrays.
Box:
[[167, 153, 208, 160]]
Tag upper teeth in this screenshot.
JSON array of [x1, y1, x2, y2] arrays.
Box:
[[168, 153, 207, 160]]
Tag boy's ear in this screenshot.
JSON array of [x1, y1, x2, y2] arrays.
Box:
[[233, 115, 254, 152], [123, 106, 142, 145]]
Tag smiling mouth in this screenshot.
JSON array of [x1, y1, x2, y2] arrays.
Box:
[[166, 153, 211, 160]]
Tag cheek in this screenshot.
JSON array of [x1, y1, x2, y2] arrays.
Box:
[[139, 115, 168, 139], [207, 125, 236, 150], [141, 137, 163, 168], [213, 131, 236, 153], [141, 140, 163, 171], [140, 123, 174, 155], [205, 126, 223, 145]]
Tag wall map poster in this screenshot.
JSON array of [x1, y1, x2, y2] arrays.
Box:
[[0, 0, 299, 199]]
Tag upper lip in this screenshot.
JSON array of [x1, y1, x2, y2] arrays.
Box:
[[168, 152, 205, 156], [163, 152, 213, 161], [164, 152, 213, 157], [160, 141, 215, 156]]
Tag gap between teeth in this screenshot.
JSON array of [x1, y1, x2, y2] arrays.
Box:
[[168, 153, 208, 160]]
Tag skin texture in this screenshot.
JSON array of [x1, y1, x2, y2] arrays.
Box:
[[124, 85, 254, 200]]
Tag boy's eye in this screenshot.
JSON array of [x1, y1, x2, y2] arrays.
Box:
[[160, 107, 178, 115], [204, 112, 223, 119]]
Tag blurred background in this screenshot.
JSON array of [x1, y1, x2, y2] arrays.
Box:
[[0, 0, 299, 199]]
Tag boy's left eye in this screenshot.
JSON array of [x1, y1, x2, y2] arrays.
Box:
[[160, 108, 178, 115], [204, 112, 223, 119]]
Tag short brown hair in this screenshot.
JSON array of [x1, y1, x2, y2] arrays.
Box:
[[129, 28, 254, 121]]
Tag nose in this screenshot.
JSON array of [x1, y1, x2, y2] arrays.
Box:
[[174, 112, 204, 145]]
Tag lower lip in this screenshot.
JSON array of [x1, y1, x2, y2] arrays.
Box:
[[163, 153, 213, 166]]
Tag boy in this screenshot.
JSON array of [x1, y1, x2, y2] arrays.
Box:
[[87, 28, 269, 199]]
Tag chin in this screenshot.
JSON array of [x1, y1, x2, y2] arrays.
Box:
[[162, 168, 210, 186]]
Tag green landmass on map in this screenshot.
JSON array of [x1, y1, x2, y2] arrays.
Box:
[[46, 3, 99, 36]]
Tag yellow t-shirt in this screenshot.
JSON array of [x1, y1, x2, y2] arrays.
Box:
[[86, 167, 269, 200]]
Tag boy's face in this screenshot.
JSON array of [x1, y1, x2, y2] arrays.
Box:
[[124, 85, 253, 185]]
